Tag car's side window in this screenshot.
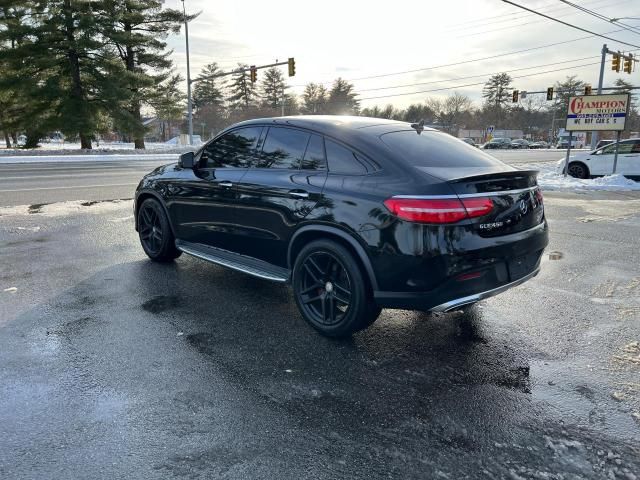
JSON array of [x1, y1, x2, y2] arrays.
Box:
[[631, 141, 640, 154], [255, 127, 311, 169], [201, 127, 262, 168], [325, 139, 368, 175], [301, 135, 327, 170], [601, 142, 634, 155]]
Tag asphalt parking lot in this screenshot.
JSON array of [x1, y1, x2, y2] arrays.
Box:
[[1, 185, 639, 478]]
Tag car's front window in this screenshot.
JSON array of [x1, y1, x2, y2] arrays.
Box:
[[201, 127, 262, 168], [598, 142, 635, 155]]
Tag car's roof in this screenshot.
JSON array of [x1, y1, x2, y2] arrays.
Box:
[[228, 115, 436, 138]]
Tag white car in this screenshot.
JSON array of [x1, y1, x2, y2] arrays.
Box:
[[556, 138, 640, 179]]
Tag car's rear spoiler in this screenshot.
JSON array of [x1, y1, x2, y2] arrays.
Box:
[[446, 169, 539, 183]]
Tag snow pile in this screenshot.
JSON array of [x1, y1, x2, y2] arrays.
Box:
[[521, 163, 640, 192]]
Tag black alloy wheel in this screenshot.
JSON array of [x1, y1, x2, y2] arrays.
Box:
[[293, 240, 381, 337], [137, 198, 181, 262], [567, 162, 589, 179]]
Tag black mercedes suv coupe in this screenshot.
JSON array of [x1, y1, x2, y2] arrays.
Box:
[[134, 116, 548, 337]]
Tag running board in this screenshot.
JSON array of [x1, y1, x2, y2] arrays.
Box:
[[175, 240, 290, 283]]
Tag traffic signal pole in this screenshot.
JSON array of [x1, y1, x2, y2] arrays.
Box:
[[181, 0, 193, 146], [590, 44, 609, 150]]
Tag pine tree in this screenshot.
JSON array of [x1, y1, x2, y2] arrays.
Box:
[[552, 76, 585, 120], [301, 83, 328, 114], [228, 64, 257, 110], [260, 66, 286, 109], [193, 62, 226, 110], [98, 0, 187, 149], [148, 73, 185, 142], [327, 78, 359, 115], [482, 73, 512, 126]]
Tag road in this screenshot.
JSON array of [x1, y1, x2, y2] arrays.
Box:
[[1, 180, 639, 477], [0, 158, 169, 206], [0, 150, 567, 207]]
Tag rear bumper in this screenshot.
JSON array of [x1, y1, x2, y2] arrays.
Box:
[[371, 221, 548, 311], [374, 260, 541, 311], [429, 267, 540, 312]]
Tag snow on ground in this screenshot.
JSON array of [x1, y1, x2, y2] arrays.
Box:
[[0, 141, 195, 156], [0, 153, 180, 164], [520, 162, 640, 192]]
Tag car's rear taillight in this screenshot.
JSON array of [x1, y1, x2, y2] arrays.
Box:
[[534, 188, 543, 205], [383, 197, 493, 224]]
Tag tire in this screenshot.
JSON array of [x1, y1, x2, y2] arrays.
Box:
[[567, 162, 589, 179], [292, 239, 381, 337], [137, 198, 182, 262]]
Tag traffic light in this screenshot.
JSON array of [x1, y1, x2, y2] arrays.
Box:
[[546, 87, 554, 101], [287, 57, 295, 77], [584, 85, 592, 96], [249, 65, 257, 83], [512, 90, 519, 103], [623, 54, 633, 74], [612, 53, 621, 72]]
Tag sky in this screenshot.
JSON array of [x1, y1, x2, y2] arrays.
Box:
[[163, 0, 640, 109]]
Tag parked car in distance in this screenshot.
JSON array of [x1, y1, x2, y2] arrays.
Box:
[[460, 137, 478, 147], [482, 137, 512, 149], [529, 141, 549, 149], [510, 139, 530, 149], [556, 138, 586, 149], [135, 116, 548, 337], [556, 138, 640, 179]]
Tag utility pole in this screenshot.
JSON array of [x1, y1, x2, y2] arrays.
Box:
[[181, 0, 193, 146], [591, 44, 608, 150]]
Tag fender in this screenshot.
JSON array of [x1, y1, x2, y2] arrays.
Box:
[[134, 189, 177, 237], [288, 224, 379, 290]]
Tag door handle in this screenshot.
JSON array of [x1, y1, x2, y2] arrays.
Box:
[[289, 190, 309, 199], [218, 181, 233, 188]]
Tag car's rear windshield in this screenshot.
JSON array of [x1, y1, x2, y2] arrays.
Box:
[[380, 130, 505, 168]]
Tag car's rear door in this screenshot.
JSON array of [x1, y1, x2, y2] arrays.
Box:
[[233, 127, 328, 266], [166, 126, 262, 249]]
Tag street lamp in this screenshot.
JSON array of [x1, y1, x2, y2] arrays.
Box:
[[181, 0, 193, 145]]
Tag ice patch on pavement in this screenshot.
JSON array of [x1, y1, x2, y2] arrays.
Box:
[[0, 199, 133, 217]]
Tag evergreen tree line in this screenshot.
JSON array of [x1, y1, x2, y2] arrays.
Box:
[[189, 69, 640, 142], [0, 0, 191, 149], [192, 63, 359, 140]]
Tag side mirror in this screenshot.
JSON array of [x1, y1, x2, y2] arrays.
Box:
[[179, 151, 195, 169]]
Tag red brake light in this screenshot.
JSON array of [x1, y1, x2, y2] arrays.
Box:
[[534, 188, 543, 204], [383, 197, 493, 224]]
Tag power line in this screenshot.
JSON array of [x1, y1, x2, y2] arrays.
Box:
[[356, 56, 601, 93], [438, 0, 620, 32], [501, 0, 640, 48], [290, 27, 632, 88], [355, 61, 602, 102], [558, 0, 640, 35], [447, 0, 629, 38]]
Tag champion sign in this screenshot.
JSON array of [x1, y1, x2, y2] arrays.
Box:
[[565, 93, 630, 131]]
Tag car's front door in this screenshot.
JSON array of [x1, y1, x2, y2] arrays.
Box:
[[233, 127, 328, 267], [166, 126, 262, 249], [619, 140, 640, 175], [590, 140, 637, 175]]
